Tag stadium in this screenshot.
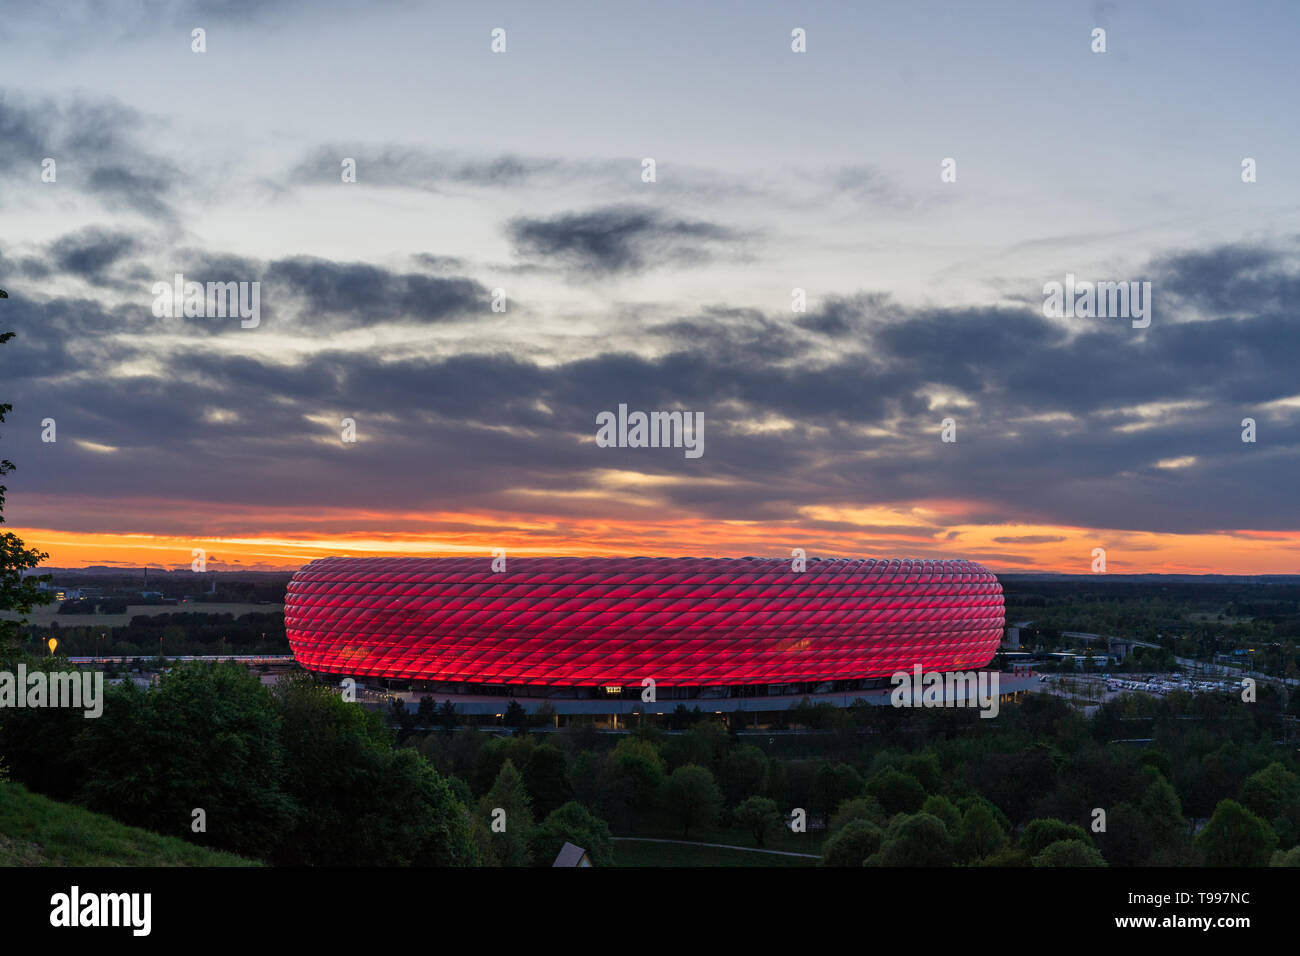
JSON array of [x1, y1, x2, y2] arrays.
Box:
[[285, 556, 1024, 720]]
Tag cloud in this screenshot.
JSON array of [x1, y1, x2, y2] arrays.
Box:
[[509, 205, 740, 275], [7, 201, 1300, 546], [0, 92, 181, 220], [264, 257, 487, 326], [48, 228, 140, 280]]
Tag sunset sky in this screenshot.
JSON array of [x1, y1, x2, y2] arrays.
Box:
[[2, 1, 1299, 575]]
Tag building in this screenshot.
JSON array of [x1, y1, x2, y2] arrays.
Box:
[[1005, 620, 1034, 649], [284, 556, 1006, 711], [552, 842, 592, 867]]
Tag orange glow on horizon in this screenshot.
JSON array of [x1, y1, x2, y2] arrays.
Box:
[[10, 517, 1300, 575]]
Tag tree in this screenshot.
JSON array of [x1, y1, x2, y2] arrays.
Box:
[[437, 699, 458, 734], [821, 819, 884, 866], [1240, 762, 1300, 848], [523, 744, 573, 819], [476, 759, 534, 866], [1195, 799, 1278, 866], [865, 812, 954, 867], [955, 802, 1008, 863], [1033, 839, 1107, 867], [920, 795, 962, 834], [720, 744, 769, 807], [1019, 819, 1093, 857], [829, 796, 886, 833], [816, 762, 864, 824], [865, 768, 926, 816], [0, 298, 54, 649], [733, 796, 782, 847], [415, 695, 438, 729], [271, 672, 476, 865], [471, 735, 536, 795], [76, 662, 295, 859], [603, 737, 665, 826], [529, 801, 615, 866], [661, 764, 722, 840], [505, 700, 529, 735]]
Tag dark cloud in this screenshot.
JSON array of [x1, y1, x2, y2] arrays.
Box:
[[291, 146, 566, 191], [509, 205, 739, 275], [48, 228, 139, 280], [7, 238, 1300, 543], [0, 93, 181, 220], [993, 535, 1068, 545], [264, 257, 487, 326], [1153, 243, 1300, 319]]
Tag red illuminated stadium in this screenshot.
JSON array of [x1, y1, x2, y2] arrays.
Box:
[[284, 556, 1005, 694]]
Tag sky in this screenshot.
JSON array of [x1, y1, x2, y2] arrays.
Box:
[[1, 0, 1299, 574]]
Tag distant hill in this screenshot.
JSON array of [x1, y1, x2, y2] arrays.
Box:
[[0, 782, 257, 866]]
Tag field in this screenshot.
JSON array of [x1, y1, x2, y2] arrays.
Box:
[[0, 602, 278, 628]]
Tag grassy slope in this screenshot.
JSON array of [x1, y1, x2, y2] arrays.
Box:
[[0, 782, 257, 866]]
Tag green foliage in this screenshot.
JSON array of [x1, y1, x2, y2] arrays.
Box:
[[865, 812, 954, 867], [529, 801, 614, 866], [1195, 799, 1278, 866], [865, 768, 926, 816], [77, 662, 294, 858], [1239, 762, 1300, 848], [504, 700, 529, 734], [816, 761, 864, 822], [820, 818, 884, 866], [920, 795, 962, 834], [471, 734, 536, 795], [661, 763, 723, 839], [476, 758, 533, 866], [523, 744, 573, 819], [604, 737, 666, 826], [982, 846, 1032, 866], [720, 744, 769, 807], [271, 673, 475, 865], [901, 753, 943, 793], [732, 795, 782, 847], [955, 802, 1008, 862], [1033, 839, 1107, 867], [1019, 818, 1093, 857], [830, 796, 887, 833]]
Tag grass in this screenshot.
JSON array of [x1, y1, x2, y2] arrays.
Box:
[[0, 781, 258, 866], [613, 839, 816, 867]]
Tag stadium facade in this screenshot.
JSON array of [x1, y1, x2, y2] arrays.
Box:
[[284, 556, 1007, 708]]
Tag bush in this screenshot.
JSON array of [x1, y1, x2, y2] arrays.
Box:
[[865, 812, 954, 867], [530, 802, 615, 867], [865, 769, 926, 816], [821, 819, 884, 866], [1033, 839, 1107, 867], [1019, 818, 1093, 857]]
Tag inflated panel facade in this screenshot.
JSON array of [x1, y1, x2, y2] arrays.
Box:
[[284, 556, 1005, 685]]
